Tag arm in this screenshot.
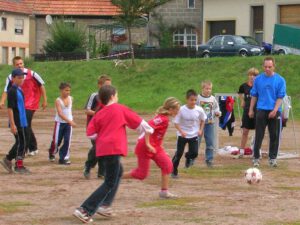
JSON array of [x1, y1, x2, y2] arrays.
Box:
[[174, 123, 186, 138], [55, 99, 76, 126], [213, 98, 221, 117], [40, 85, 48, 110], [268, 98, 283, 118], [198, 119, 205, 136], [238, 94, 245, 108], [85, 109, 96, 116], [248, 97, 257, 118], [0, 92, 7, 109], [144, 132, 156, 153], [8, 108, 17, 134]]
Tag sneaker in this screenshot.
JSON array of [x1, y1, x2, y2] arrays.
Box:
[[58, 159, 71, 165], [185, 159, 195, 168], [96, 206, 114, 217], [171, 173, 179, 179], [49, 155, 55, 162], [73, 208, 93, 223], [0, 157, 13, 173], [28, 150, 39, 156], [253, 159, 260, 167], [83, 166, 90, 179], [159, 190, 178, 199], [269, 159, 278, 167], [206, 160, 213, 168], [14, 166, 31, 174]]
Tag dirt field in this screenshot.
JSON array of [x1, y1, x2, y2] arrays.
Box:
[[0, 109, 300, 225]]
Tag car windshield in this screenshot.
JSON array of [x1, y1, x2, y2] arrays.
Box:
[[233, 36, 247, 45], [242, 36, 259, 45]]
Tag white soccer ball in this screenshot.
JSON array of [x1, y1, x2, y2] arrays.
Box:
[[245, 168, 262, 184]]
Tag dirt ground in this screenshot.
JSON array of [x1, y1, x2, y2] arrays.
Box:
[[0, 109, 300, 225]]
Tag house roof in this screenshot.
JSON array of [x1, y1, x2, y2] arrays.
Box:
[[0, 0, 32, 14], [0, 0, 119, 16]]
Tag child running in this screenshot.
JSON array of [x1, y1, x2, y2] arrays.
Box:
[[123, 97, 181, 198], [0, 69, 30, 174], [73, 85, 153, 223], [197, 80, 221, 167], [49, 82, 75, 165], [171, 90, 206, 178]]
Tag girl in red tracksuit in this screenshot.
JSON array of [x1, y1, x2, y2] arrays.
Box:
[[123, 97, 181, 199]]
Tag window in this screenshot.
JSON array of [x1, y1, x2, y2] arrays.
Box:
[[173, 28, 197, 48], [112, 27, 126, 35], [188, 0, 195, 9], [1, 17, 7, 31], [2, 47, 8, 64], [19, 48, 25, 58], [12, 47, 16, 58], [64, 20, 75, 28], [223, 36, 234, 45], [212, 36, 222, 46], [15, 19, 24, 34]]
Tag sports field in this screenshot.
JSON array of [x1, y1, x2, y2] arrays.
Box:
[[0, 109, 300, 225]]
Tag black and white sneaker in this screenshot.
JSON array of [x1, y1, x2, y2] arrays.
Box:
[[73, 208, 93, 223], [58, 159, 71, 165]]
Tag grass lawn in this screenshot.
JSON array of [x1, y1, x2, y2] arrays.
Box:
[[0, 56, 299, 117]]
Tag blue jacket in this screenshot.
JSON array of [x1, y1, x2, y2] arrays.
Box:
[[250, 72, 286, 111]]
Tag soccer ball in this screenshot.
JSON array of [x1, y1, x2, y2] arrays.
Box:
[[245, 168, 262, 184]]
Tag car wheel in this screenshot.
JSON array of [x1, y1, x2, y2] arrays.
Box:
[[278, 49, 285, 55], [203, 52, 210, 58], [239, 50, 248, 57]]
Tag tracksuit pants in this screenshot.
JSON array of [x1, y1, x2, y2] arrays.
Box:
[[6, 127, 28, 162], [253, 110, 282, 160], [26, 109, 37, 153], [49, 122, 72, 161], [85, 140, 105, 176]]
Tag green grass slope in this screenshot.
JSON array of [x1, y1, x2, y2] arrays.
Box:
[[0, 56, 299, 117]]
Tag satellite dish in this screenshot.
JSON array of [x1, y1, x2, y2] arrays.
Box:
[[45, 15, 53, 25]]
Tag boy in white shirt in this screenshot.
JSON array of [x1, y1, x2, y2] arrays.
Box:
[[197, 80, 221, 167], [171, 89, 207, 178]]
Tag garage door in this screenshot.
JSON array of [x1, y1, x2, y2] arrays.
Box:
[[209, 21, 235, 38], [280, 5, 300, 25]]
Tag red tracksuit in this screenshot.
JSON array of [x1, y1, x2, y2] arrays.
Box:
[[130, 114, 173, 180]]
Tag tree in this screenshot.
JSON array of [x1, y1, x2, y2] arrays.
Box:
[[43, 19, 86, 54], [111, 0, 170, 65]]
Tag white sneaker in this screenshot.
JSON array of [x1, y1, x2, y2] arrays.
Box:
[[159, 191, 178, 199], [28, 150, 38, 156], [96, 206, 114, 217], [73, 208, 93, 223]]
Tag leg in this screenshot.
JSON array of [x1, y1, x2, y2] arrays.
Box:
[[49, 122, 62, 158], [172, 136, 187, 175], [253, 110, 268, 160], [153, 149, 173, 189], [85, 140, 98, 169], [268, 112, 282, 160], [80, 155, 122, 216], [59, 124, 72, 162], [204, 124, 215, 164], [26, 109, 37, 152], [97, 157, 105, 177], [184, 137, 199, 168], [240, 128, 250, 149]]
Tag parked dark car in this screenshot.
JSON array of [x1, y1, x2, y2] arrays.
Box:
[[197, 35, 264, 57]]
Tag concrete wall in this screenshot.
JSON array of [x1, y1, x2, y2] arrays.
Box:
[[203, 0, 300, 43], [0, 12, 30, 64], [152, 0, 203, 46]]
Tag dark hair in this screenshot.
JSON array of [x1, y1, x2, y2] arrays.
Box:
[[264, 56, 275, 66], [99, 85, 117, 105], [59, 82, 71, 90], [12, 56, 23, 65], [98, 74, 111, 85], [186, 89, 197, 99]]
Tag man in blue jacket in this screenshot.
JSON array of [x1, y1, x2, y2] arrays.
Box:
[[249, 56, 286, 167]]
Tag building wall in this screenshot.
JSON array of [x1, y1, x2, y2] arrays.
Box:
[[151, 0, 203, 46], [34, 17, 147, 54], [0, 12, 30, 64], [203, 0, 300, 43]]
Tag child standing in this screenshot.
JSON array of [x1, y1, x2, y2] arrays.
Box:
[[238, 68, 259, 155], [123, 97, 181, 198], [197, 80, 221, 167], [0, 69, 30, 174], [73, 85, 153, 223], [83, 75, 111, 179], [49, 82, 75, 165], [172, 90, 206, 178]]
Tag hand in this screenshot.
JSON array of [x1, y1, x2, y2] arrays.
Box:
[[69, 121, 76, 127], [198, 130, 203, 136], [10, 125, 17, 134], [41, 101, 47, 110], [248, 110, 254, 118], [215, 112, 221, 117], [147, 144, 156, 154], [241, 102, 245, 108], [180, 131, 187, 138], [268, 110, 277, 119], [0, 101, 4, 109]]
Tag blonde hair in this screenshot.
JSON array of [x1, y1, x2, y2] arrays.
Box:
[[247, 67, 259, 76], [156, 97, 180, 115], [98, 74, 111, 86], [201, 80, 212, 89]]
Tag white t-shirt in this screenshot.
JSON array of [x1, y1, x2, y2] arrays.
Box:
[[174, 105, 207, 138], [55, 96, 73, 123]]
